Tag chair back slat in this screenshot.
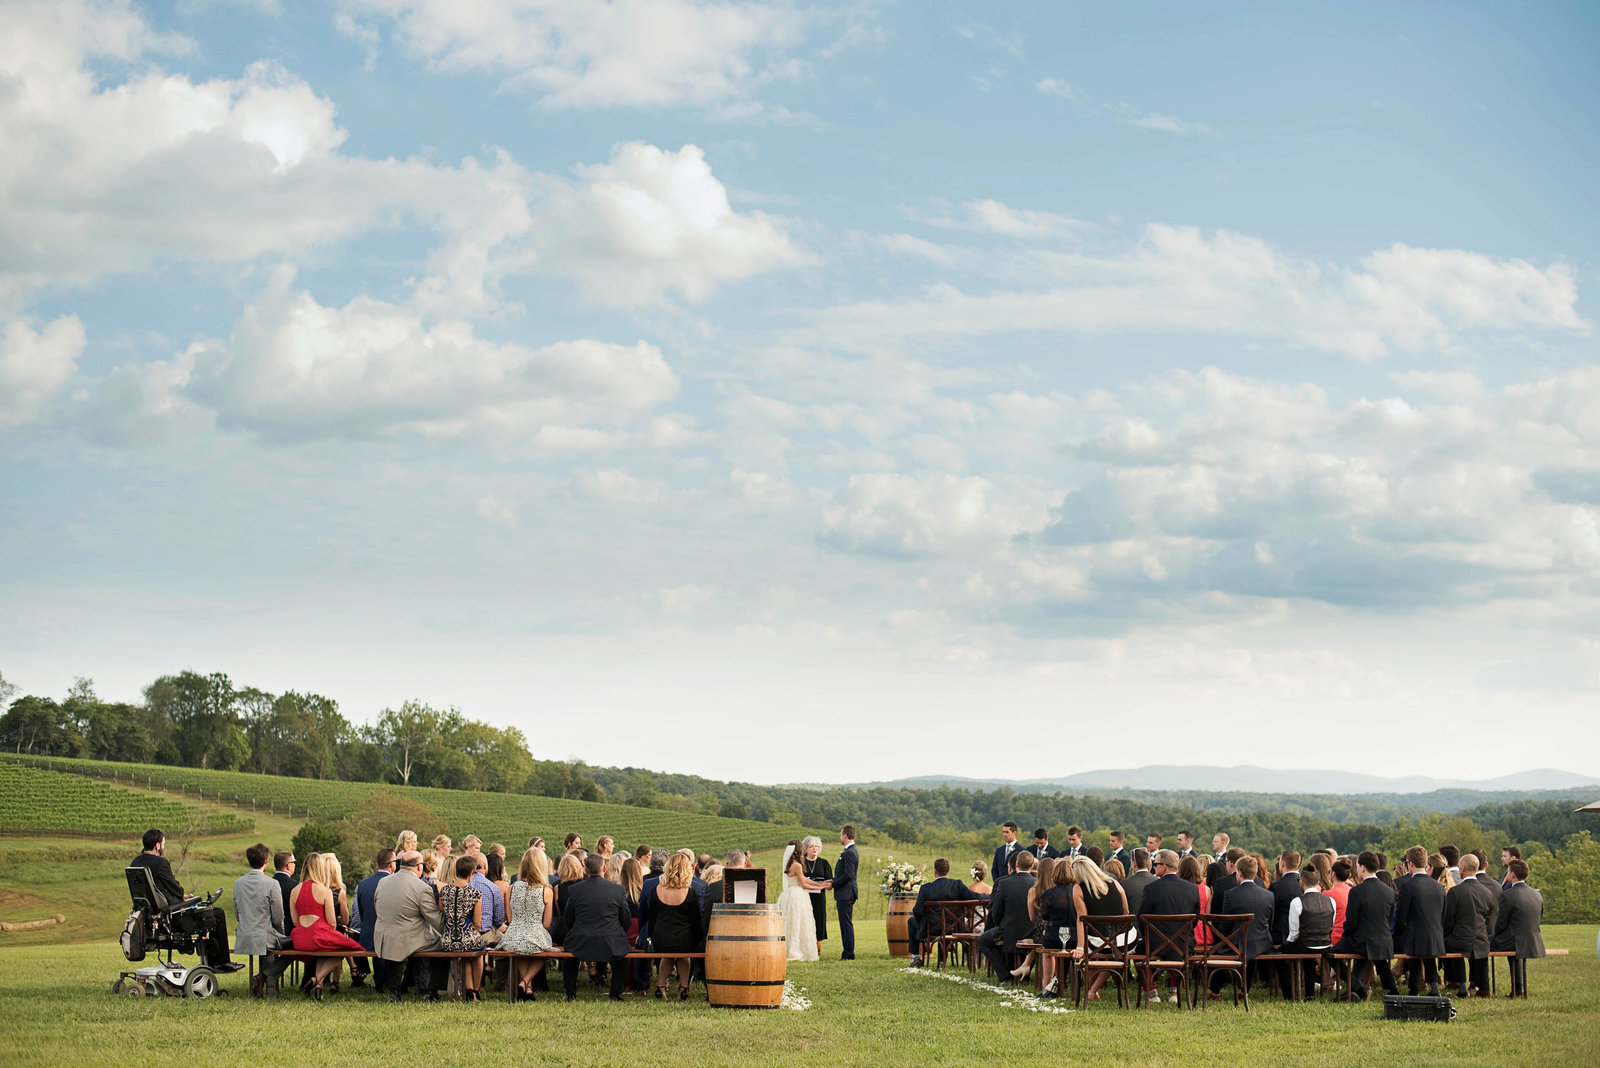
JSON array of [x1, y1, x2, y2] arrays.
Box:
[[1199, 913, 1251, 961], [1080, 914, 1138, 966], [1141, 913, 1196, 961]]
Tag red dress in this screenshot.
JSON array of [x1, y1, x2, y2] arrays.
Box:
[[291, 881, 363, 951]]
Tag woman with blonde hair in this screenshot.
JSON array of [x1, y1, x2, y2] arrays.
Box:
[[552, 851, 584, 921], [289, 853, 363, 999], [968, 860, 992, 896], [395, 830, 418, 854], [430, 834, 452, 872], [604, 852, 628, 884], [1428, 853, 1451, 888], [420, 852, 440, 887], [499, 849, 554, 1000], [1069, 854, 1130, 1002], [1103, 858, 1126, 882], [645, 851, 703, 1000]]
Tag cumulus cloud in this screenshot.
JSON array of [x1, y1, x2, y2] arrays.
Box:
[[532, 142, 813, 305], [0, 315, 86, 428], [813, 224, 1587, 358], [341, 0, 813, 111], [819, 473, 1055, 558]]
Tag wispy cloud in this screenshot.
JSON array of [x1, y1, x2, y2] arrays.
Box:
[[1037, 77, 1217, 136]]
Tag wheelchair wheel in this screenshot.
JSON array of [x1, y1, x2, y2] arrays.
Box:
[[183, 967, 218, 999], [119, 979, 146, 997]]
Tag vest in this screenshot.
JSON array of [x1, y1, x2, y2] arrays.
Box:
[[1297, 891, 1335, 947]]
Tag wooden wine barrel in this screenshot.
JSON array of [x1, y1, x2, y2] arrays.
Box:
[[886, 893, 917, 957], [705, 904, 787, 1008]]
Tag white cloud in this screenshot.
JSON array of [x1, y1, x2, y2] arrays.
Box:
[[532, 142, 813, 305], [812, 224, 1587, 358], [907, 198, 1094, 242], [342, 0, 811, 111], [659, 583, 716, 613], [578, 468, 662, 503], [820, 473, 1054, 557], [476, 492, 518, 525], [0, 315, 86, 428], [1034, 77, 1081, 101]]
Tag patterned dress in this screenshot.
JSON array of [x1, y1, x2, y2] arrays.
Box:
[[438, 883, 485, 952], [498, 882, 553, 954]]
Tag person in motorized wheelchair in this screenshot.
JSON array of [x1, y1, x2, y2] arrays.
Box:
[[126, 827, 239, 971]]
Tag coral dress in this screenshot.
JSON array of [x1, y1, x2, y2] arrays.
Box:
[[290, 881, 363, 952]]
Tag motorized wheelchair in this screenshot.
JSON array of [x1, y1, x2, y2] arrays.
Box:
[[114, 866, 244, 998]]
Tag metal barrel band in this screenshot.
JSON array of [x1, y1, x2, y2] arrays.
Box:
[[706, 935, 786, 942], [703, 978, 787, 986]]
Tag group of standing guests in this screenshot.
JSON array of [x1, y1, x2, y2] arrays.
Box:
[[229, 828, 754, 1003], [902, 822, 1546, 1004]]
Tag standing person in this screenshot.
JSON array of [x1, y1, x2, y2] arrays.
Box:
[[1442, 853, 1497, 998], [234, 842, 291, 997], [373, 851, 444, 1003], [993, 822, 1023, 883], [834, 826, 859, 960], [429, 835, 452, 876], [1106, 831, 1131, 874], [776, 841, 822, 962], [1028, 829, 1058, 859], [290, 853, 363, 1000], [1175, 831, 1197, 861], [272, 850, 297, 936], [353, 849, 396, 991], [1491, 859, 1544, 997], [1063, 827, 1084, 859], [800, 836, 833, 950], [647, 852, 704, 1000], [1211, 833, 1231, 862], [1394, 845, 1446, 996], [554, 853, 631, 1001], [438, 856, 486, 1000], [394, 830, 418, 855], [1328, 852, 1398, 1001], [499, 848, 555, 1000], [1145, 832, 1163, 858]]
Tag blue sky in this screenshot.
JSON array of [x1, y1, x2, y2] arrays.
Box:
[[3, 1, 1597, 783]]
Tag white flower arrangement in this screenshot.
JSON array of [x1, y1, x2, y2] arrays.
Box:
[[900, 966, 1077, 1014], [875, 855, 925, 896]]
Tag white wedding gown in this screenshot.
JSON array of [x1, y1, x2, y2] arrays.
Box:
[[777, 852, 819, 962]]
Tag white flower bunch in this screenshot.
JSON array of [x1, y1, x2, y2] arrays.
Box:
[[875, 857, 926, 896]]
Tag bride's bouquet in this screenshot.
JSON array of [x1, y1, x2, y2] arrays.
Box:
[[876, 856, 925, 896]]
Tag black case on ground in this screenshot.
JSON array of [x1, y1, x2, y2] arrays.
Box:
[[1383, 994, 1456, 1022]]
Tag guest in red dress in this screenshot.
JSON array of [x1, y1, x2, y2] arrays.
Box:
[[291, 852, 363, 999]]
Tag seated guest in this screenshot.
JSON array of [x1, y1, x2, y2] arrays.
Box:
[[1326, 857, 1354, 946], [1269, 851, 1303, 949], [1328, 852, 1398, 1001], [1068, 855, 1130, 1003], [500, 848, 555, 1001], [234, 842, 291, 997], [1429, 853, 1452, 889], [1123, 848, 1156, 913], [471, 853, 507, 944], [1102, 859, 1126, 882], [1210, 847, 1245, 901], [1007, 858, 1058, 986], [1250, 853, 1272, 887], [1209, 855, 1275, 1000], [1083, 846, 1104, 868], [1107, 831, 1131, 874], [1442, 852, 1497, 998], [907, 858, 978, 967], [1440, 844, 1462, 886], [553, 852, 584, 917], [648, 853, 703, 1001], [374, 850, 444, 1002], [1028, 829, 1058, 859], [1279, 862, 1335, 999], [1491, 859, 1544, 996], [1394, 844, 1446, 996], [977, 849, 1036, 983], [554, 852, 632, 1001], [130, 828, 234, 969], [1137, 849, 1200, 1004], [353, 849, 396, 989], [703, 849, 746, 930], [394, 830, 418, 855], [1038, 857, 1078, 997], [1499, 846, 1520, 889], [419, 852, 439, 888], [290, 853, 364, 999], [968, 861, 991, 896], [1179, 854, 1210, 951], [439, 855, 487, 1000], [273, 850, 297, 932]]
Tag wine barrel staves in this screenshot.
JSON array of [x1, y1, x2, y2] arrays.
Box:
[[704, 903, 786, 1008], [886, 893, 917, 957]]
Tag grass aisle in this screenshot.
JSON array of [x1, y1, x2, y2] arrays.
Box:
[[0, 925, 1595, 1066]]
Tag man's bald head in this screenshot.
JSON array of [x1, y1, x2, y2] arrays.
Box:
[[1458, 853, 1480, 876]]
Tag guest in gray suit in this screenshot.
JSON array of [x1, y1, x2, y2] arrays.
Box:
[[1491, 859, 1545, 997], [373, 850, 445, 1002], [233, 842, 291, 997]]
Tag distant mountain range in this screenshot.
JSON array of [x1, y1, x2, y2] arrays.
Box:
[[853, 765, 1600, 796]]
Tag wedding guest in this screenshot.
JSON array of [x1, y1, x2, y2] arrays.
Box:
[[273, 850, 297, 934], [1028, 829, 1058, 859], [604, 852, 628, 884], [500, 849, 555, 1001], [978, 849, 1036, 983], [234, 842, 291, 997], [488, 842, 506, 865], [1137, 849, 1199, 1005], [1492, 859, 1544, 996], [129, 828, 235, 968], [1069, 856, 1130, 1003], [554, 852, 631, 1001], [1145, 832, 1163, 857], [648, 853, 703, 1000], [487, 852, 511, 917], [1440, 844, 1462, 886], [1123, 849, 1156, 914], [1175, 831, 1197, 860], [1329, 852, 1398, 1001], [439, 855, 486, 1000], [471, 853, 507, 942], [1178, 854, 1210, 950], [554, 852, 584, 916], [1211, 848, 1245, 902], [596, 836, 614, 862], [1107, 831, 1131, 874], [290, 853, 363, 1000], [1500, 846, 1520, 889], [1064, 827, 1084, 858], [968, 861, 992, 896], [1428, 853, 1451, 889], [1279, 862, 1334, 999], [1211, 833, 1231, 861], [394, 830, 418, 855], [353, 849, 396, 990], [1442, 852, 1496, 998], [1103, 859, 1126, 882], [374, 851, 444, 1003], [420, 852, 440, 888], [429, 835, 452, 877], [907, 858, 978, 967], [1250, 853, 1272, 887], [1394, 845, 1446, 996], [1326, 857, 1355, 946], [992, 823, 1023, 886], [1035, 858, 1077, 997], [1209, 855, 1275, 1000], [1084, 846, 1104, 868], [1270, 851, 1303, 947]]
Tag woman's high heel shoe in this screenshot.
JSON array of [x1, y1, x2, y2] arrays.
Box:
[[678, 987, 690, 1002], [655, 987, 667, 1000]]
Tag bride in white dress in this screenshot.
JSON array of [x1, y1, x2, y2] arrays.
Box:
[[777, 839, 826, 962]]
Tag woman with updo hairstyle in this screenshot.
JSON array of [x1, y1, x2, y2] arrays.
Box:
[[968, 860, 992, 896], [420, 852, 440, 887]]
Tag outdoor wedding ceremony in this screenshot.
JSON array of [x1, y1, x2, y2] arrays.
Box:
[[2, 1, 1598, 1064]]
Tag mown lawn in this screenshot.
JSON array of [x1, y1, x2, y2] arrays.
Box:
[[0, 919, 1593, 1067]]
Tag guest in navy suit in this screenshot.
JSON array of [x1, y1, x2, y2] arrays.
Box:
[[992, 822, 1023, 888], [1106, 830, 1131, 874], [353, 848, 395, 988], [906, 858, 977, 966], [1027, 829, 1059, 860]]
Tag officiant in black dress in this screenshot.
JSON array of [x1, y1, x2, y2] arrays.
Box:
[[801, 836, 833, 946]]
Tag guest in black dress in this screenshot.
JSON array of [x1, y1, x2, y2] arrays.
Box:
[[801, 836, 833, 946], [1038, 858, 1077, 997], [646, 853, 704, 1001]]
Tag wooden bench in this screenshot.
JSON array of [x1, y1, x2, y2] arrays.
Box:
[[1252, 950, 1524, 1002]]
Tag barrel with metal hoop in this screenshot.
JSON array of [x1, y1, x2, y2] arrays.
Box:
[[704, 903, 787, 1007], [886, 893, 917, 957]]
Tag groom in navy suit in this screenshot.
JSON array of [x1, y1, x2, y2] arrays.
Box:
[[834, 826, 859, 960]]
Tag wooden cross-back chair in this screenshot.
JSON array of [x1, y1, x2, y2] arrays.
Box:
[[1136, 914, 1198, 1008], [1196, 914, 1252, 1011], [1075, 914, 1138, 1008]]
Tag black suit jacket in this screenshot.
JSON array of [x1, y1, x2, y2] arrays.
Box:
[[129, 852, 186, 908], [1332, 877, 1395, 961], [1137, 874, 1201, 958], [992, 842, 1022, 882], [1442, 876, 1497, 957], [1219, 881, 1275, 960], [1394, 872, 1447, 956], [1027, 844, 1059, 859], [1269, 871, 1302, 946], [1491, 882, 1545, 959], [911, 877, 977, 924], [986, 872, 1036, 950], [1210, 870, 1238, 903], [273, 871, 296, 930], [555, 875, 632, 961], [833, 844, 858, 904]]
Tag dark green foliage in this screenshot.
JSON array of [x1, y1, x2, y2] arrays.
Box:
[[290, 821, 344, 859]]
